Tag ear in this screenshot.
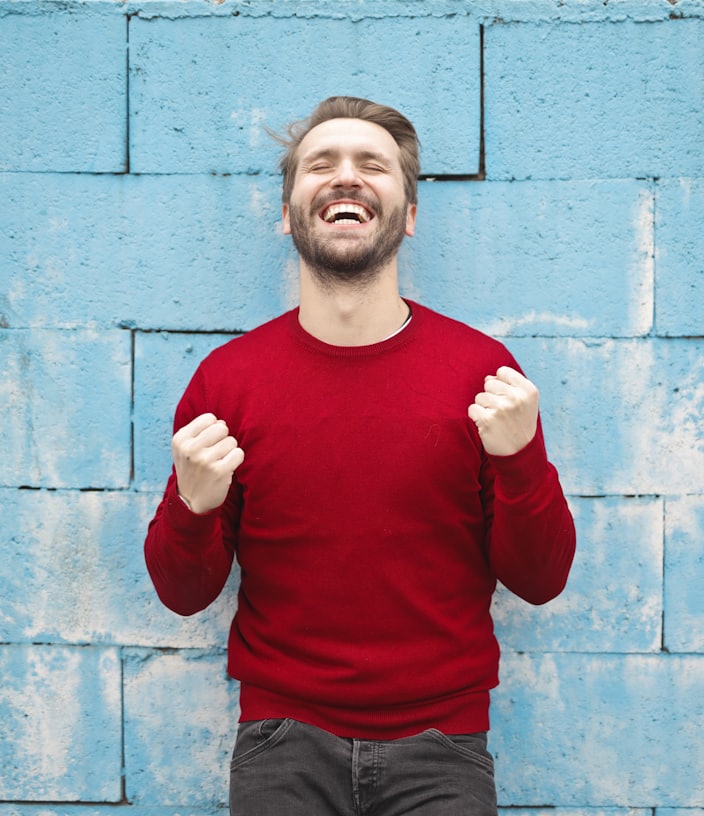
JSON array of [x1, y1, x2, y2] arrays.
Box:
[[282, 203, 291, 235], [404, 203, 417, 238]]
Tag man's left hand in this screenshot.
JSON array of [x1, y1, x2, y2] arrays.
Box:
[[468, 366, 539, 456]]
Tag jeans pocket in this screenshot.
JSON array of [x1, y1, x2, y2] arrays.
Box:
[[425, 729, 495, 774], [231, 718, 294, 770]]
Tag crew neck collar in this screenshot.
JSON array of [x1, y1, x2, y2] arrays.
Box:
[[289, 299, 421, 358]]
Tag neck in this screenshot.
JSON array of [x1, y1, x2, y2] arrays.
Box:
[[298, 261, 408, 346]]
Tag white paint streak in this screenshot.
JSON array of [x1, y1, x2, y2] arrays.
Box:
[[521, 654, 566, 715], [98, 650, 122, 719], [282, 255, 300, 310], [229, 107, 269, 150], [627, 343, 704, 493], [18, 649, 82, 786], [249, 181, 276, 219], [6, 274, 26, 312], [484, 311, 592, 335], [248, 107, 268, 149], [24, 492, 99, 643], [398, 249, 424, 305], [629, 186, 655, 334], [678, 176, 693, 207]]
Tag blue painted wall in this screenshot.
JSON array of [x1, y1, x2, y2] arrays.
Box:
[[1, 0, 703, 812]]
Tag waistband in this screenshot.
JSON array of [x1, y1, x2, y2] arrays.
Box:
[[237, 682, 491, 740]]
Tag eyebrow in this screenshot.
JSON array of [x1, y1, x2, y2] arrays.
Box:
[[299, 147, 394, 168]]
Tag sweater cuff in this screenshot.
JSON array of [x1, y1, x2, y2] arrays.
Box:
[[164, 481, 221, 536], [488, 432, 552, 499]]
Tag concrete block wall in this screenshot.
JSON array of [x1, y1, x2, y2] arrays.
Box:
[[1, 0, 702, 811]]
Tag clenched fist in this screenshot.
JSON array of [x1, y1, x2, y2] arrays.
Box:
[[468, 366, 539, 457], [172, 413, 245, 514]]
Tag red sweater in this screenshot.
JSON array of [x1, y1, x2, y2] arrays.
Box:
[[145, 302, 575, 739]]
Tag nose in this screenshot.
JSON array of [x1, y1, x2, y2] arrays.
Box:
[[332, 158, 362, 188]]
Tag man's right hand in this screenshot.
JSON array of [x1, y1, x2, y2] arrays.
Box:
[[171, 413, 245, 514]]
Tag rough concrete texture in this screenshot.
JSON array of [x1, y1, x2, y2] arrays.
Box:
[[1, 1, 702, 812]]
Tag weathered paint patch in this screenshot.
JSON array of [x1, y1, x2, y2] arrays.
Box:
[[507, 338, 704, 495], [491, 654, 704, 806], [0, 809, 228, 816], [497, 811, 648, 816], [404, 180, 653, 337], [0, 489, 238, 649], [655, 178, 704, 336], [0, 645, 122, 801], [123, 650, 241, 806], [0, 329, 131, 487], [664, 495, 704, 653], [492, 496, 664, 653]]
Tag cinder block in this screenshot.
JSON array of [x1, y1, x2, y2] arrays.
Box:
[[124, 650, 241, 806], [497, 811, 648, 816], [0, 488, 237, 648], [655, 178, 704, 337], [133, 331, 237, 489], [659, 811, 704, 816], [0, 11, 126, 172], [0, 809, 224, 816], [404, 179, 653, 337], [485, 19, 704, 180], [507, 337, 704, 495], [129, 14, 480, 175], [0, 172, 290, 331], [0, 645, 122, 801], [490, 653, 704, 806], [0, 329, 131, 488], [492, 496, 663, 653], [664, 495, 704, 653]]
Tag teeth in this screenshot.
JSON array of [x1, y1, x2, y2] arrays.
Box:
[[322, 203, 372, 224]]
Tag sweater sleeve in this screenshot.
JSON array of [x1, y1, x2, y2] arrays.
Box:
[[143, 367, 242, 617], [481, 420, 576, 605]]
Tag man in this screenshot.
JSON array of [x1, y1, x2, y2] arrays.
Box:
[[145, 96, 576, 815]]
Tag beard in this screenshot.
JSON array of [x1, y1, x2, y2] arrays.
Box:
[[287, 190, 409, 290]]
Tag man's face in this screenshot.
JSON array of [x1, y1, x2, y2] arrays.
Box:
[[282, 118, 417, 287]]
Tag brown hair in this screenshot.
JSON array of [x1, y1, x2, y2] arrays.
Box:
[[274, 97, 420, 205]]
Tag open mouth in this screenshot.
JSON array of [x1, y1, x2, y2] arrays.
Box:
[[320, 202, 374, 225]]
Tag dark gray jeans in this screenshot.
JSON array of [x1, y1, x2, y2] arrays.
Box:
[[230, 718, 497, 816]]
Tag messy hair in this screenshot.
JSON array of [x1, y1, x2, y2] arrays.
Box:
[[273, 97, 420, 205]]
